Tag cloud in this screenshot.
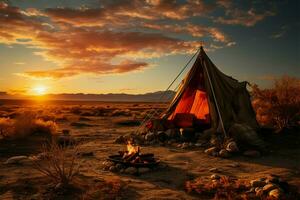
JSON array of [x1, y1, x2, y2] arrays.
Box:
[[215, 1, 275, 27], [271, 25, 289, 39]]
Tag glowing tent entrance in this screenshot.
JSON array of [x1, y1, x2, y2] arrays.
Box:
[[161, 47, 259, 134]]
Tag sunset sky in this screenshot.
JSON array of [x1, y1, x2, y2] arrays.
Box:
[[0, 0, 299, 96]]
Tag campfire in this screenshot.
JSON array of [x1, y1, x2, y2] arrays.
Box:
[[104, 142, 160, 175]]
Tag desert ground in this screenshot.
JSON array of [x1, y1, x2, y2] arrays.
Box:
[[0, 100, 299, 200]]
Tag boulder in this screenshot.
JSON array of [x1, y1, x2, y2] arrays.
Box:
[[250, 179, 266, 187], [226, 141, 239, 153], [4, 156, 29, 164], [124, 167, 137, 175], [218, 149, 230, 158], [263, 183, 278, 193], [243, 150, 261, 157]]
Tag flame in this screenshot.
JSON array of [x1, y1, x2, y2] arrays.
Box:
[[126, 141, 139, 155]]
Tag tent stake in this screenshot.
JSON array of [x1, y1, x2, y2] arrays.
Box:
[[202, 51, 228, 138]]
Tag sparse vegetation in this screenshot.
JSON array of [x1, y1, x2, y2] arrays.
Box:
[[32, 140, 81, 185], [252, 75, 300, 130], [0, 112, 57, 139]]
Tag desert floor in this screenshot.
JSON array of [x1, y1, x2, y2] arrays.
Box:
[[0, 100, 299, 200]]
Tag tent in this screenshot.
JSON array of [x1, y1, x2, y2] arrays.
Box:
[[161, 47, 259, 136]]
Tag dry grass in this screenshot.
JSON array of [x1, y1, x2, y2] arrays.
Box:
[[32, 140, 81, 185], [0, 112, 57, 139]]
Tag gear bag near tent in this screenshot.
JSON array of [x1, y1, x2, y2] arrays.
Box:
[[140, 46, 265, 150]]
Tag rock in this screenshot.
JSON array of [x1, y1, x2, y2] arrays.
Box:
[[209, 168, 220, 173], [204, 147, 219, 155], [188, 142, 194, 147], [195, 143, 204, 147], [176, 144, 182, 148], [250, 180, 266, 187], [181, 142, 189, 149], [115, 164, 124, 170], [269, 189, 283, 199], [226, 141, 239, 153], [114, 135, 125, 144], [109, 166, 118, 172], [243, 150, 261, 157], [210, 174, 220, 180], [255, 188, 264, 196], [138, 167, 150, 174], [165, 129, 179, 139], [4, 156, 28, 164], [218, 149, 230, 158], [124, 167, 137, 175], [157, 131, 167, 142], [145, 132, 155, 141], [263, 183, 278, 193]]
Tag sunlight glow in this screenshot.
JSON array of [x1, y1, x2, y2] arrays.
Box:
[[32, 85, 47, 96]]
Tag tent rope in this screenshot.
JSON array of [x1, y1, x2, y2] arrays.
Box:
[[134, 47, 201, 134], [201, 55, 227, 138]]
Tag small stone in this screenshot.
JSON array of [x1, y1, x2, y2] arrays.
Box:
[[243, 150, 261, 157], [204, 147, 218, 155], [119, 169, 125, 173], [195, 143, 203, 147], [4, 156, 28, 164], [218, 149, 230, 158], [139, 168, 150, 174], [115, 164, 124, 170], [124, 167, 137, 175], [109, 166, 118, 172], [209, 168, 220, 173], [263, 183, 278, 193], [250, 180, 266, 187], [255, 188, 264, 196], [176, 144, 182, 148], [145, 132, 155, 141], [269, 189, 283, 199], [181, 142, 189, 149], [226, 141, 239, 153], [165, 129, 179, 139], [210, 174, 220, 180]]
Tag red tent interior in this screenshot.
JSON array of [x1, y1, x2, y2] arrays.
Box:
[[168, 67, 210, 128]]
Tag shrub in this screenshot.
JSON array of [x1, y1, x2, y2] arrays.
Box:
[[32, 141, 81, 185], [251, 76, 300, 130], [0, 112, 57, 139]]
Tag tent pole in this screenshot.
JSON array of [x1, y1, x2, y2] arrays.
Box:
[[202, 53, 228, 138]]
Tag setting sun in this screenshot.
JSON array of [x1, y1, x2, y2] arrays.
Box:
[[32, 85, 47, 96]]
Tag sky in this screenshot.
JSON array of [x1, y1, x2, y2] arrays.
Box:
[[0, 0, 299, 96]]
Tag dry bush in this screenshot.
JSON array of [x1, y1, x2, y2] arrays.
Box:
[[251, 76, 300, 130], [0, 112, 57, 139], [33, 141, 81, 185], [185, 176, 250, 199]]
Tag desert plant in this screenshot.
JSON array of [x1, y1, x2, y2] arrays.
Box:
[[33, 140, 81, 185], [251, 75, 300, 130]]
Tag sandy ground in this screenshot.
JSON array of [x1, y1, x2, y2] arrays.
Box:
[[0, 101, 299, 199]]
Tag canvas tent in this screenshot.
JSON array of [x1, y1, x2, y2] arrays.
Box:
[[161, 47, 259, 136]]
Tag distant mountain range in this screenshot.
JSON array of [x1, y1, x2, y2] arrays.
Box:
[[0, 91, 176, 102]]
